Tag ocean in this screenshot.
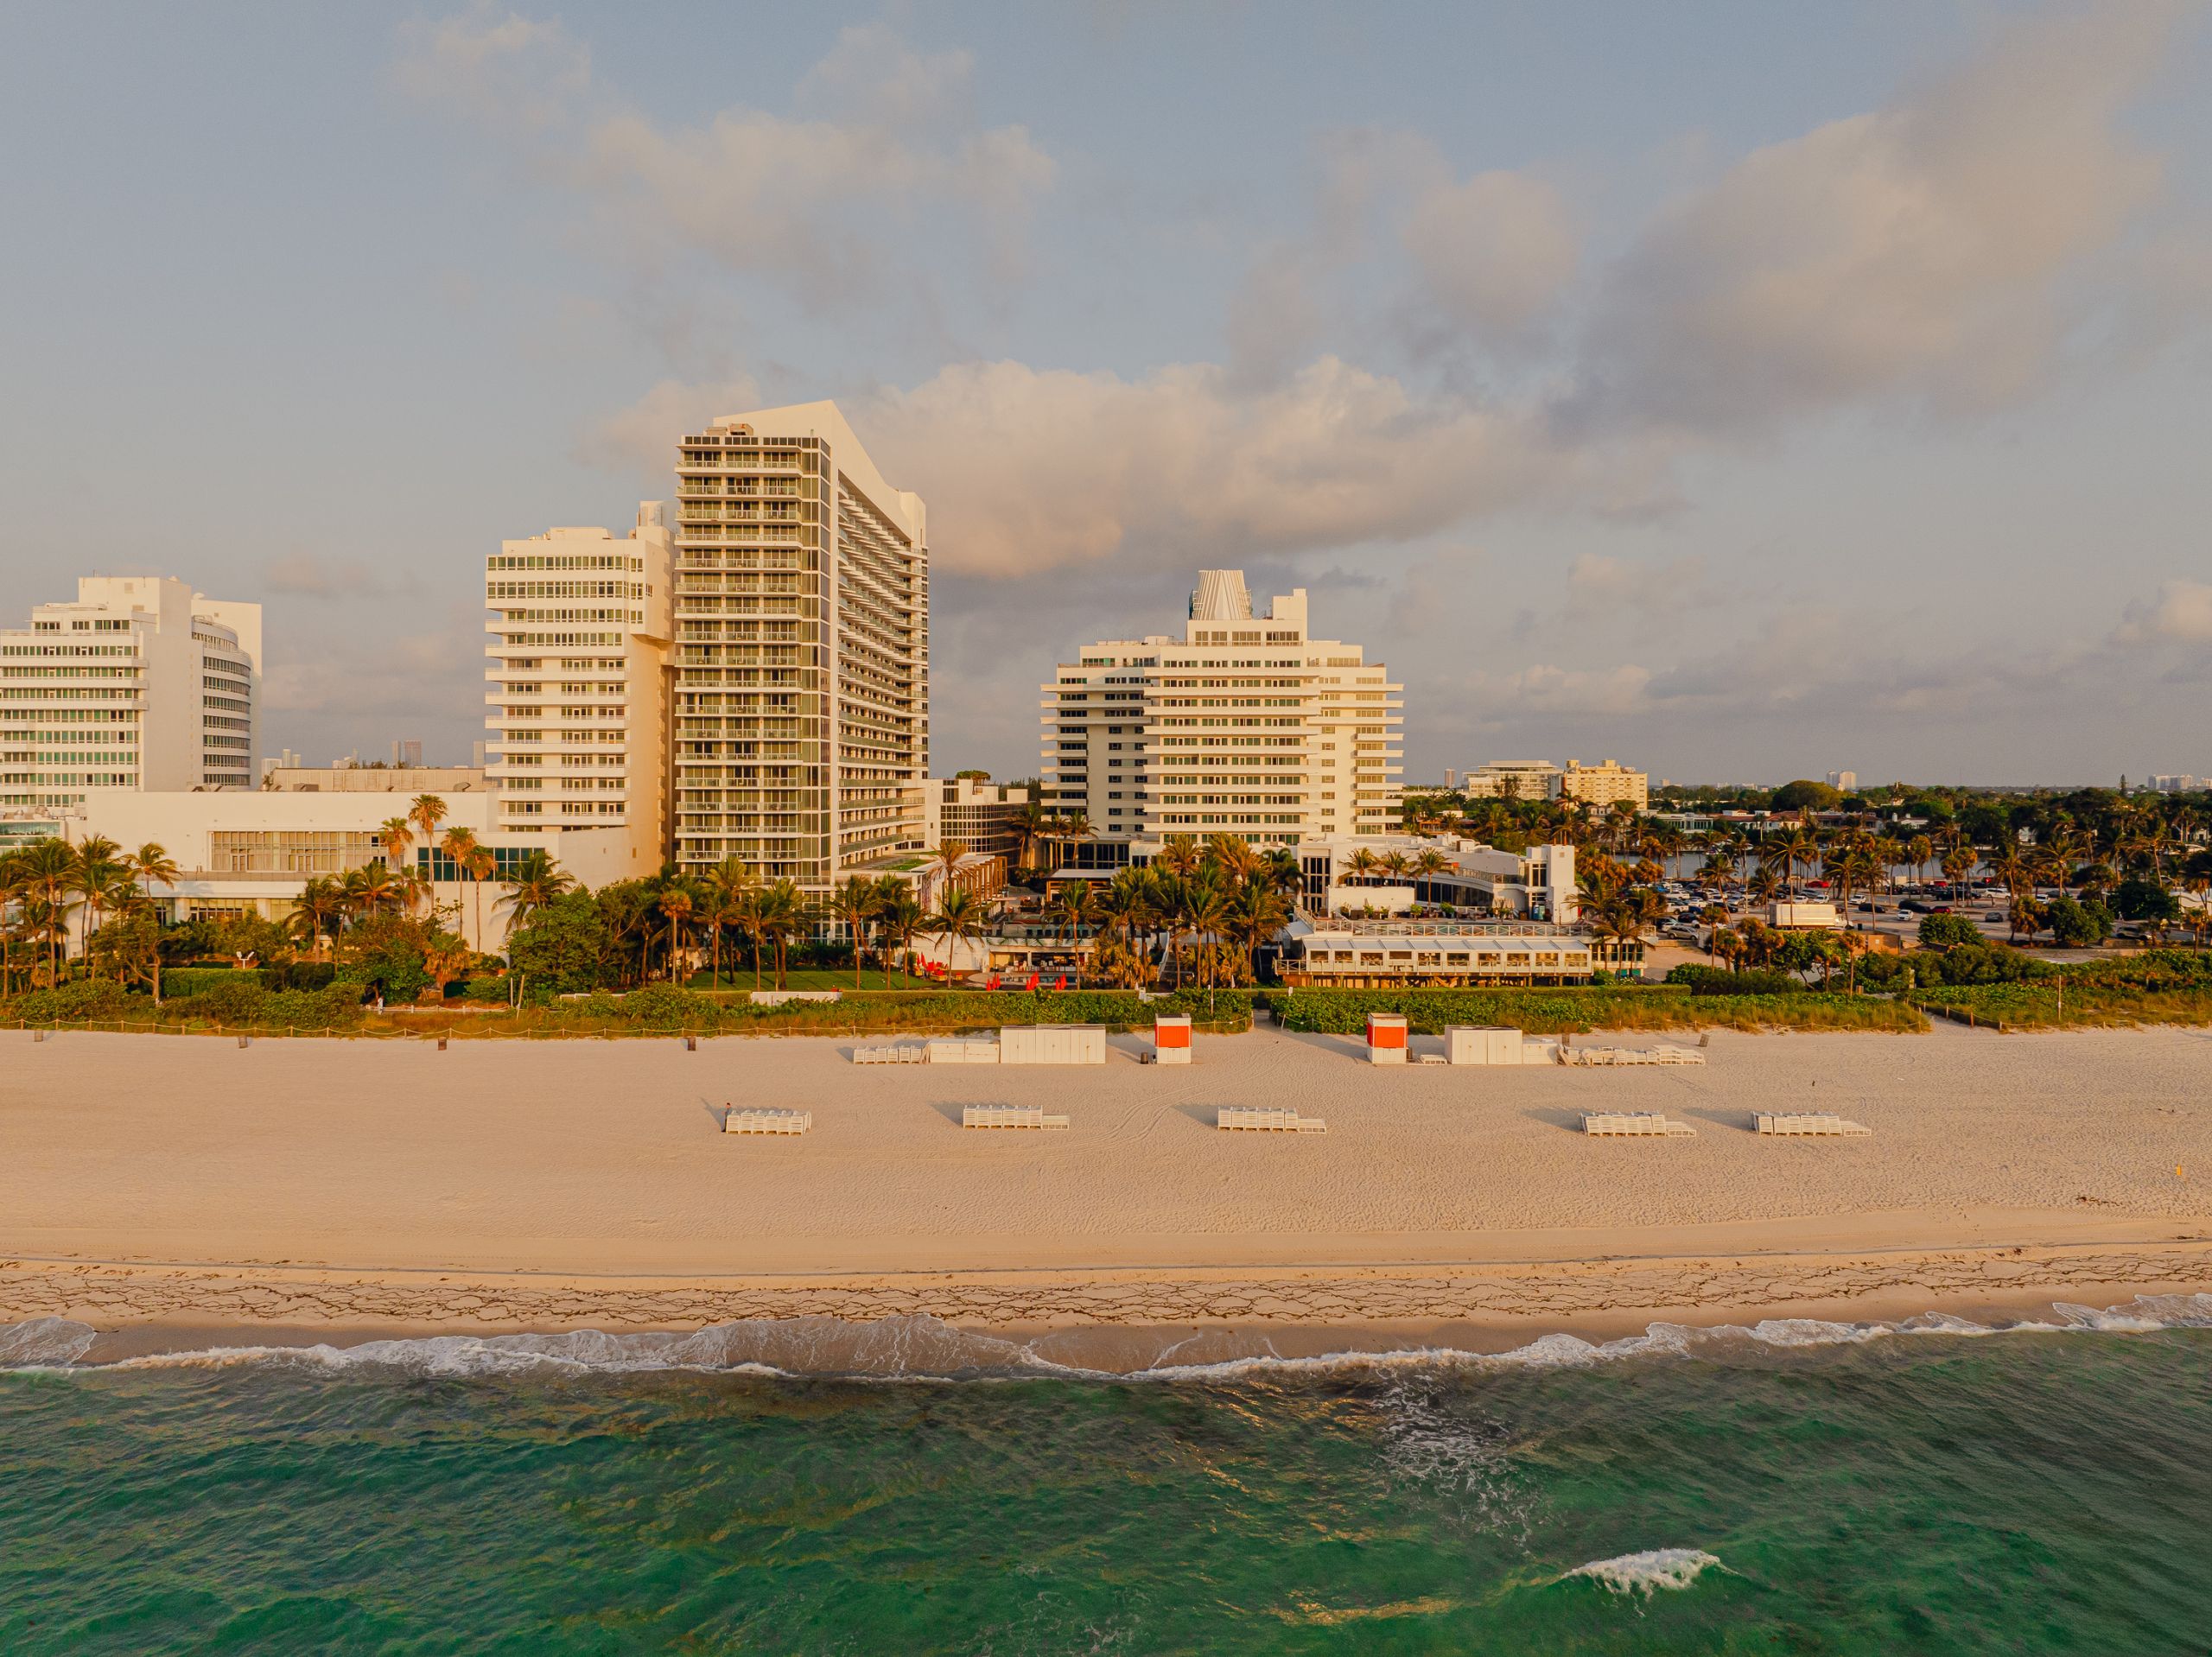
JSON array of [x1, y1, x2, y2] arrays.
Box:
[[4, 1305, 2209, 1654]]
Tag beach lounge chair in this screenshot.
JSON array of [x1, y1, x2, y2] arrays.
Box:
[[1580, 1111, 1696, 1137], [961, 1103, 1070, 1130], [1754, 1112, 1872, 1136], [1217, 1106, 1327, 1133], [724, 1108, 812, 1135]]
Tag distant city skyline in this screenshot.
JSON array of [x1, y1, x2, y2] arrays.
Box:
[[3, 3, 2209, 784]]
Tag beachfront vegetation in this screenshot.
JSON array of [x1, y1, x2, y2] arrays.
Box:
[[1259, 986, 1926, 1035]]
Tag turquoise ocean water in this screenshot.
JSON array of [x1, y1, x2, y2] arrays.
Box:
[[3, 1305, 2209, 1654]]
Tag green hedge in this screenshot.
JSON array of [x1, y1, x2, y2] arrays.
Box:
[[157, 966, 264, 999], [3, 979, 364, 1032], [1255, 986, 1923, 1035], [510, 987, 1253, 1036]]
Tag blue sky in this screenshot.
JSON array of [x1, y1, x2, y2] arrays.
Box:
[[3, 1, 2209, 785]]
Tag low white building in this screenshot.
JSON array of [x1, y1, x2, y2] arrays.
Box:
[[1296, 835, 1579, 923], [23, 789, 639, 954], [1280, 916, 1597, 986]]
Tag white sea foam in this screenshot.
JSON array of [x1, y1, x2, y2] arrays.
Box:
[[0, 1316, 98, 1369], [1565, 1548, 1723, 1595], [3, 1293, 2207, 1381]]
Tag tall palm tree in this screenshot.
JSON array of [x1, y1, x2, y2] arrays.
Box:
[[830, 875, 884, 988], [696, 856, 755, 988], [497, 848, 573, 930], [656, 884, 695, 983], [755, 879, 807, 988], [925, 886, 988, 982], [18, 838, 78, 983], [289, 877, 345, 962], [1906, 834, 1935, 892], [1344, 847, 1381, 887], [731, 885, 771, 990], [378, 816, 414, 878], [440, 826, 484, 943], [929, 840, 969, 905], [1224, 879, 1288, 982], [127, 842, 181, 994], [1056, 880, 1096, 978], [874, 886, 926, 981], [1007, 801, 1050, 879], [1179, 875, 1232, 992], [1155, 834, 1202, 880], [409, 796, 448, 863]]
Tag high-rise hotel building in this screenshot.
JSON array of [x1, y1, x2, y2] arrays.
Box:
[[1039, 569, 1402, 854], [670, 402, 928, 888], [1, 576, 260, 809], [483, 507, 674, 869]]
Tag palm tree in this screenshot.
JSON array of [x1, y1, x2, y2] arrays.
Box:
[[696, 856, 755, 988], [378, 816, 414, 875], [1179, 875, 1232, 992], [1940, 844, 1976, 900], [1155, 835, 1202, 880], [497, 848, 573, 930], [1056, 880, 1096, 980], [70, 835, 123, 962], [925, 886, 989, 982], [756, 879, 807, 988], [409, 796, 448, 863], [830, 875, 884, 988], [1344, 847, 1381, 888], [289, 877, 345, 963], [1005, 801, 1049, 879], [656, 884, 695, 983], [1906, 834, 1935, 893], [440, 826, 484, 944], [18, 838, 79, 983], [930, 840, 969, 905], [730, 885, 771, 990], [875, 886, 926, 981], [1224, 879, 1288, 982]]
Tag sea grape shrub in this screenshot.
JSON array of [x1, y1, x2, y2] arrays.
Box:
[[1916, 913, 1981, 950], [1667, 966, 1806, 997], [1916, 942, 2049, 987], [9, 979, 130, 1023], [2042, 896, 2113, 949]]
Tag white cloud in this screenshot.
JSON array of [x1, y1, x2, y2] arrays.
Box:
[[397, 10, 1055, 312], [1576, 0, 2186, 431], [2116, 578, 2212, 644], [1563, 552, 1707, 618], [849, 356, 1649, 578], [263, 552, 391, 599]]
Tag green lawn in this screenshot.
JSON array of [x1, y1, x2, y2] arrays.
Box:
[[687, 967, 948, 992]]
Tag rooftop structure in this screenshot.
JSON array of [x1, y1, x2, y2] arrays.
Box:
[[1559, 759, 1649, 810]]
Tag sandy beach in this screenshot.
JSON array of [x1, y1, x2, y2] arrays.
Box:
[[4, 1022, 2208, 1347]]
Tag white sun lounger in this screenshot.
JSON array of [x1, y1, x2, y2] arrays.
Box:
[[724, 1108, 812, 1134], [962, 1103, 1070, 1130], [1581, 1111, 1696, 1138], [1217, 1106, 1328, 1133], [1754, 1112, 1872, 1137]]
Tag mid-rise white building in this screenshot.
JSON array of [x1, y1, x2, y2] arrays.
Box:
[[921, 776, 1033, 865], [484, 508, 674, 875], [1560, 758, 1649, 811], [670, 403, 930, 890], [1, 576, 259, 809], [1826, 769, 1859, 792], [1039, 569, 1402, 857], [1461, 760, 1562, 801]]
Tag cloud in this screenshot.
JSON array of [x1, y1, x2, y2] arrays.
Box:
[[1573, 0, 2187, 433], [1563, 552, 1708, 619], [263, 553, 391, 599], [391, 3, 588, 131], [574, 375, 761, 477], [1402, 168, 1579, 335], [397, 10, 1054, 314], [2116, 578, 2212, 644], [849, 356, 1660, 578]]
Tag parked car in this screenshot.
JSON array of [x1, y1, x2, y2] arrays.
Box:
[[1985, 911, 2006, 923], [1900, 899, 1931, 914]]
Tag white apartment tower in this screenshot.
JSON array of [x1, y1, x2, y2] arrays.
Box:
[[1040, 569, 1403, 853], [670, 403, 929, 888], [484, 506, 674, 867], [1, 575, 259, 809]]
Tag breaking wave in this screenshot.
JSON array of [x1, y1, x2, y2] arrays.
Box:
[[3, 1294, 2207, 1381], [1564, 1548, 1724, 1595]]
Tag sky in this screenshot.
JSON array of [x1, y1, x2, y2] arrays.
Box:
[[3, 1, 2209, 787]]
